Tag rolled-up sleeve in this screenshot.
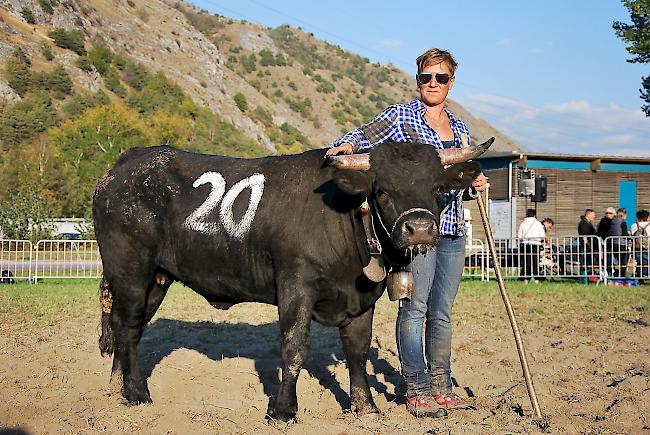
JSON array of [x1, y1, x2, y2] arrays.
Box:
[[330, 106, 399, 151]]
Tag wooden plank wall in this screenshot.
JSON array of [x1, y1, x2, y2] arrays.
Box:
[[464, 167, 650, 240]]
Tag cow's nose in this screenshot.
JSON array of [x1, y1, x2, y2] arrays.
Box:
[[402, 219, 437, 244]]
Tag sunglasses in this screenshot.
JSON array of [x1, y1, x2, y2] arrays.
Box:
[[416, 72, 452, 85]]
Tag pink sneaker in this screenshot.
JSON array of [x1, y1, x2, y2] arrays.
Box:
[[433, 392, 474, 410], [406, 395, 448, 418]]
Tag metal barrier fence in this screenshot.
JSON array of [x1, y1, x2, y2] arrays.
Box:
[[463, 238, 486, 280], [0, 240, 33, 281], [486, 235, 605, 282], [603, 236, 650, 282], [1, 236, 648, 283], [33, 240, 102, 280]]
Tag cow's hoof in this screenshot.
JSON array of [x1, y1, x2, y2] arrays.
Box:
[[351, 399, 380, 416], [266, 408, 298, 423], [354, 406, 381, 416], [123, 383, 152, 406]]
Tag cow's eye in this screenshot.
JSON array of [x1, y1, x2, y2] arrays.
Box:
[[376, 189, 390, 201]]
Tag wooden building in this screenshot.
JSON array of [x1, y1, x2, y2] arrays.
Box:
[[464, 152, 650, 239]]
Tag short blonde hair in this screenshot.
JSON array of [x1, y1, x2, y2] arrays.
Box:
[[416, 48, 458, 76]]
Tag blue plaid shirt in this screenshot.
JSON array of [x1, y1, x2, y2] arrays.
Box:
[[330, 98, 471, 236]]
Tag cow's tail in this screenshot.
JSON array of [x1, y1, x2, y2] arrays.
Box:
[[98, 277, 114, 357]]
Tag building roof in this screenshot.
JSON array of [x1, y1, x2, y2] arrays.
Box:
[[479, 151, 650, 164]]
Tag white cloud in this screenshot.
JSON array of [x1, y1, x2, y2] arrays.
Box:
[[377, 39, 402, 48], [456, 93, 650, 157], [496, 38, 513, 47]]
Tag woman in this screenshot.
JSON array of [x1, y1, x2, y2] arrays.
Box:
[[327, 48, 487, 417]]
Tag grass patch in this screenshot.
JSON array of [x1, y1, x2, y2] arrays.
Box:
[[458, 280, 650, 323], [1, 279, 648, 327], [0, 279, 98, 326]]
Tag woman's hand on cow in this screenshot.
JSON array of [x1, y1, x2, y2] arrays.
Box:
[[472, 172, 488, 192], [326, 143, 354, 156]]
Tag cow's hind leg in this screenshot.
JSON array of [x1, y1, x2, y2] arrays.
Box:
[[339, 306, 380, 415], [107, 266, 158, 405], [267, 289, 313, 422]]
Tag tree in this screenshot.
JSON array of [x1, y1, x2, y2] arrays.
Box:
[[6, 48, 32, 97], [48, 102, 151, 215], [48, 28, 86, 56], [0, 91, 59, 149], [613, 0, 650, 116]]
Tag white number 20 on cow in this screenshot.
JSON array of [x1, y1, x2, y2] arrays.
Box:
[[184, 172, 265, 239]]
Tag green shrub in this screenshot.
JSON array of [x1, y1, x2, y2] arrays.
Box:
[[316, 80, 335, 94], [121, 62, 150, 89], [32, 65, 73, 98], [38, 0, 54, 14], [75, 56, 93, 72], [21, 7, 36, 24], [251, 105, 273, 128], [41, 43, 54, 61], [270, 122, 311, 152], [127, 71, 196, 116], [112, 52, 128, 70], [62, 90, 109, 119], [275, 53, 287, 66], [48, 28, 86, 56], [5, 48, 32, 96], [285, 96, 311, 117], [249, 79, 261, 91], [0, 91, 59, 148], [87, 45, 113, 75], [240, 54, 256, 73], [104, 68, 127, 98], [259, 49, 275, 66], [234, 92, 248, 111]]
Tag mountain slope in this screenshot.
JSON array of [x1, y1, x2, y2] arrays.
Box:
[[0, 0, 520, 153]]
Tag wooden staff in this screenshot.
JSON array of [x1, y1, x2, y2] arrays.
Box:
[[475, 192, 543, 420]]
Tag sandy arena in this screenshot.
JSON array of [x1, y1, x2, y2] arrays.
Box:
[[0, 281, 648, 434]]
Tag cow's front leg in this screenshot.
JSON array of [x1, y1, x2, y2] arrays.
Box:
[[268, 292, 312, 422], [339, 305, 380, 415]]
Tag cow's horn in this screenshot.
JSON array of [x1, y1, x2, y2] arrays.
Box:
[[437, 137, 494, 165], [326, 154, 371, 170]]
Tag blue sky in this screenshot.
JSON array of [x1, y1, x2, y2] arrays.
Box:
[[189, 0, 649, 157]]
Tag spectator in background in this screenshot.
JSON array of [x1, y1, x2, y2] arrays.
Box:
[[597, 207, 615, 240], [578, 209, 598, 278], [517, 209, 545, 281], [541, 218, 554, 234], [539, 217, 555, 278], [607, 208, 629, 277], [631, 209, 650, 278]]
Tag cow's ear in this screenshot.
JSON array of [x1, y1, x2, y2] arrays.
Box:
[[333, 169, 373, 196], [441, 161, 481, 191]]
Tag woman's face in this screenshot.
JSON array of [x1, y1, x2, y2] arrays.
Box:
[[419, 62, 455, 107]]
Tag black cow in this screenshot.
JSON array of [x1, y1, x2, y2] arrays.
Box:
[[93, 139, 491, 421]]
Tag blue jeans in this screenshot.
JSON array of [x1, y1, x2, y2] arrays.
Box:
[[396, 235, 465, 397]]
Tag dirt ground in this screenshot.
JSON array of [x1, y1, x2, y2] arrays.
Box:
[[1, 281, 649, 434]]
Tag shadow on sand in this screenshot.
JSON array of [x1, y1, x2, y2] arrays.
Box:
[[138, 318, 403, 411]]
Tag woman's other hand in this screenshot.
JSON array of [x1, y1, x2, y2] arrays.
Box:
[[472, 172, 488, 192]]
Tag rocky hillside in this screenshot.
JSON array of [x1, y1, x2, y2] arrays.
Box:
[[0, 0, 519, 153]]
